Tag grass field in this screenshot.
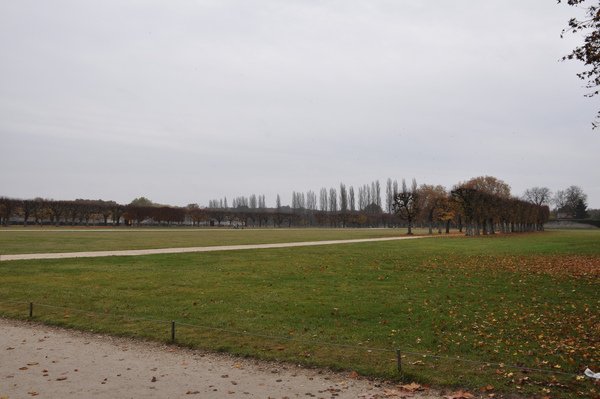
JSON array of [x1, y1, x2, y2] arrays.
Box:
[[0, 229, 598, 398], [0, 227, 429, 254]]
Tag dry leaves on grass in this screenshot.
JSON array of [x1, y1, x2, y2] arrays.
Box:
[[423, 254, 600, 279], [416, 252, 600, 374]]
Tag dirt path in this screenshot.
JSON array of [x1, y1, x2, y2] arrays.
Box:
[[0, 236, 428, 262], [0, 318, 445, 399]]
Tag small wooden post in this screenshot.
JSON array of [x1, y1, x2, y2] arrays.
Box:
[[29, 302, 33, 318], [396, 349, 402, 373], [171, 320, 176, 343]]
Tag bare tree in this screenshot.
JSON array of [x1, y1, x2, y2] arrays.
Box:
[[329, 188, 338, 212], [339, 183, 348, 213], [553, 189, 567, 213], [349, 186, 356, 211], [555, 185, 588, 218], [47, 200, 68, 226], [19, 199, 39, 226], [386, 178, 393, 214], [319, 188, 328, 211], [0, 197, 17, 226], [291, 191, 306, 209], [258, 195, 266, 209], [358, 186, 366, 210], [523, 187, 552, 207], [393, 179, 420, 235], [32, 198, 49, 226], [306, 190, 317, 210], [110, 203, 124, 225]]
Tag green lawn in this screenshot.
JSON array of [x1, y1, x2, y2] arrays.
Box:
[[0, 227, 428, 254], [0, 230, 598, 398]]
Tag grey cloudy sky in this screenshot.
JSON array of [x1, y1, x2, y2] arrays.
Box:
[[1, 1, 598, 208]]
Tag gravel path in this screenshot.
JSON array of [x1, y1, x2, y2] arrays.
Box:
[[0, 318, 443, 399], [0, 236, 428, 262]]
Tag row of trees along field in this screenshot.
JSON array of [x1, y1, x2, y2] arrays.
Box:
[[1, 176, 585, 235]]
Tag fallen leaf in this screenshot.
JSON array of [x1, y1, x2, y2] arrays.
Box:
[[400, 382, 423, 392], [349, 370, 359, 379], [19, 367, 29, 371], [151, 376, 157, 382], [56, 376, 67, 381], [444, 390, 475, 399]]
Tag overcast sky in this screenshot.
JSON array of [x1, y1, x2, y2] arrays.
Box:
[[1, 1, 598, 208]]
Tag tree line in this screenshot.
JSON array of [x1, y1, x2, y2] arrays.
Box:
[[1, 175, 588, 234]]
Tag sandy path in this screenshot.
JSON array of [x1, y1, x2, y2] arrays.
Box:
[[0, 318, 443, 399], [0, 236, 428, 262]]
